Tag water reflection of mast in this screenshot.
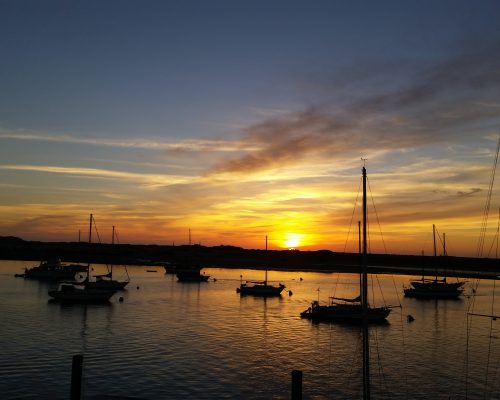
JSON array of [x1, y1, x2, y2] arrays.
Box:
[[80, 304, 89, 354]]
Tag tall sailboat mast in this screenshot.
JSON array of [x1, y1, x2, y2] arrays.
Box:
[[358, 220, 362, 306], [264, 235, 268, 284], [362, 165, 370, 400], [433, 224, 437, 281], [111, 225, 115, 277], [87, 213, 93, 280]]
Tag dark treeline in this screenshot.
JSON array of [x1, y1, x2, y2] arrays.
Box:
[[0, 236, 498, 278]]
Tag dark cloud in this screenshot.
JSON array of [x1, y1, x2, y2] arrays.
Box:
[[457, 188, 482, 197], [207, 41, 500, 175]]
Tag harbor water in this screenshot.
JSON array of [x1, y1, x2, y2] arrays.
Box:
[[0, 260, 499, 399]]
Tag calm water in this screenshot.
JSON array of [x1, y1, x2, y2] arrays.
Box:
[[1, 260, 499, 399]]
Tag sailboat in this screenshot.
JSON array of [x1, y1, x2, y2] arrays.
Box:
[[404, 224, 465, 298], [84, 225, 130, 290], [176, 229, 210, 282], [21, 258, 87, 281], [236, 236, 285, 296], [48, 278, 116, 302], [176, 267, 210, 282], [300, 166, 392, 323], [48, 214, 117, 302]]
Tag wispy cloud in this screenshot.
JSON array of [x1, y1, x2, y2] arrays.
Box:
[[0, 164, 199, 188], [0, 131, 254, 153]]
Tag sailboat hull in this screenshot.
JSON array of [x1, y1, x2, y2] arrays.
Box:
[[85, 280, 129, 290], [24, 260, 88, 281], [48, 285, 116, 302], [237, 283, 285, 296], [404, 281, 464, 298], [176, 269, 210, 282], [301, 303, 391, 323]]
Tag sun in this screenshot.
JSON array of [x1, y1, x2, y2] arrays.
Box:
[[284, 233, 303, 250]]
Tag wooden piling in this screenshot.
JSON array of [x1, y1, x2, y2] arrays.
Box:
[[291, 369, 302, 400], [71, 354, 83, 400]]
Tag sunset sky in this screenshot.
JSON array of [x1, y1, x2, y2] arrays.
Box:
[[1, 1, 500, 256]]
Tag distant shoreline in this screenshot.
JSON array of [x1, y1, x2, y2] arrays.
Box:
[[1, 236, 498, 280]]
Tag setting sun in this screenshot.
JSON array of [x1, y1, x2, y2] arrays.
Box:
[[284, 233, 303, 249]]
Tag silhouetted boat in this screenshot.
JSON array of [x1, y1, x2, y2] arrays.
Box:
[[175, 229, 210, 282], [301, 297, 391, 322], [48, 280, 116, 302], [236, 236, 285, 296], [77, 220, 129, 291], [301, 166, 392, 323], [176, 268, 210, 282], [22, 259, 87, 281], [163, 262, 181, 274], [85, 271, 129, 290], [404, 225, 465, 299]]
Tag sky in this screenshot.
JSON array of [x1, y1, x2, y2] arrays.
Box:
[[1, 0, 500, 257]]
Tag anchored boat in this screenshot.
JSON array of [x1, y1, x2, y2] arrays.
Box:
[[237, 236, 285, 296], [404, 225, 465, 299], [301, 165, 392, 323]]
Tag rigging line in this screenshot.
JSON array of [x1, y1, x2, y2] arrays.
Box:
[[468, 133, 500, 396], [367, 213, 371, 254], [457, 306, 469, 397], [464, 290, 480, 399], [367, 176, 401, 302], [91, 216, 112, 273], [367, 177, 388, 254], [464, 202, 494, 397], [332, 269, 342, 298], [477, 134, 500, 257], [372, 327, 392, 399], [343, 176, 362, 253], [490, 223, 500, 393], [390, 273, 403, 308], [484, 279, 497, 400], [435, 227, 461, 280], [91, 215, 103, 245], [366, 177, 402, 298], [397, 304, 409, 400], [435, 226, 443, 255], [366, 173, 407, 398], [374, 274, 388, 307], [457, 286, 480, 398], [346, 330, 362, 395], [464, 311, 472, 400], [488, 327, 500, 400], [485, 211, 500, 258], [485, 222, 498, 400], [338, 176, 362, 298], [328, 322, 334, 400]]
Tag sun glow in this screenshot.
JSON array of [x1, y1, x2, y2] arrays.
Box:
[[284, 233, 303, 249]]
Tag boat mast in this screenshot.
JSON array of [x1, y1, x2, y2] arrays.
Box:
[[265, 235, 268, 284], [358, 220, 362, 300], [443, 232, 446, 282], [362, 165, 370, 400], [87, 214, 93, 280], [433, 224, 437, 281], [111, 225, 115, 277]]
